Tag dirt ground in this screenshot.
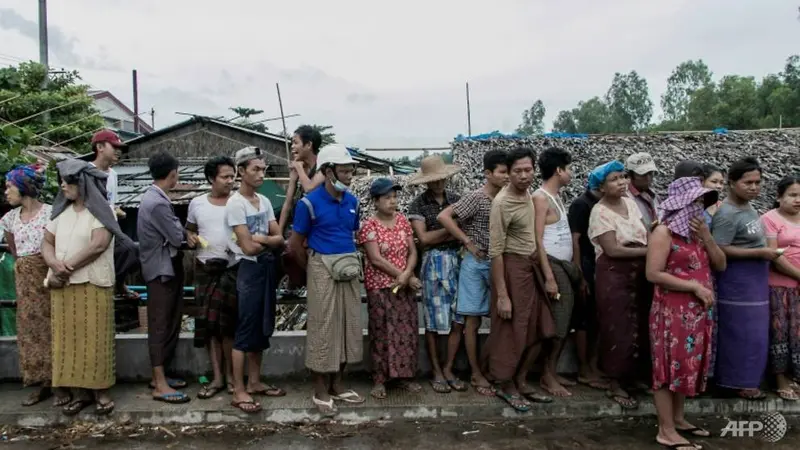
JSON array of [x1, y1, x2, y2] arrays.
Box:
[[1, 416, 797, 449]]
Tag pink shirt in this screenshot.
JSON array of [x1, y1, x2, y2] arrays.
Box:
[[761, 209, 800, 288]]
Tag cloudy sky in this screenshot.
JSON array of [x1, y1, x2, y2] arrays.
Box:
[[1, 0, 799, 152]]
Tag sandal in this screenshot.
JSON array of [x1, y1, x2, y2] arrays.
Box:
[[606, 390, 638, 409], [198, 384, 226, 400], [738, 389, 766, 400], [313, 395, 337, 417], [63, 398, 94, 416], [53, 394, 73, 407], [522, 390, 554, 403], [153, 392, 191, 404], [496, 391, 531, 413], [430, 380, 452, 394], [446, 379, 468, 392], [22, 389, 53, 407], [776, 388, 799, 401], [656, 437, 701, 449], [95, 400, 115, 416], [472, 384, 496, 397], [398, 381, 423, 394], [370, 384, 387, 400], [330, 389, 365, 404], [231, 400, 262, 414], [248, 385, 286, 397], [676, 426, 711, 437], [149, 378, 188, 390]]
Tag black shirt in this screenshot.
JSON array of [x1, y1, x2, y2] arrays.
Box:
[[408, 189, 461, 251], [568, 190, 601, 269]]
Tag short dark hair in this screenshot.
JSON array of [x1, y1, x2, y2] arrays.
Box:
[[294, 125, 322, 155], [537, 147, 572, 180], [483, 150, 507, 172], [774, 174, 800, 208], [728, 157, 761, 183], [148, 151, 179, 180], [698, 162, 725, 180], [506, 147, 536, 170], [204, 155, 235, 184]]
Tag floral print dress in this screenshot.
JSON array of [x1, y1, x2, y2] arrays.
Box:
[[650, 234, 714, 397], [358, 214, 418, 385]]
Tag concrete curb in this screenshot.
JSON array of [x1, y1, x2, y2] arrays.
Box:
[[4, 388, 800, 428]]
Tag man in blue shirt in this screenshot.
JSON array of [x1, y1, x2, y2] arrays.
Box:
[[289, 144, 365, 417]]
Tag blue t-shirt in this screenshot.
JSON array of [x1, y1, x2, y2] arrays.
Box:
[[292, 187, 359, 255]]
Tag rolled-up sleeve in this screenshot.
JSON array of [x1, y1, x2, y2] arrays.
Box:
[[488, 197, 507, 259]]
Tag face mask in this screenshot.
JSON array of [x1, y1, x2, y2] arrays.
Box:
[[333, 179, 349, 193]]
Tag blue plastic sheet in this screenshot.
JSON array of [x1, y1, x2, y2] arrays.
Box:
[[454, 131, 589, 142], [712, 128, 728, 135]]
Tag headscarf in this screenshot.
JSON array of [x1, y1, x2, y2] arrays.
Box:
[[5, 164, 46, 198], [658, 176, 718, 238], [587, 160, 625, 191], [50, 159, 128, 244]]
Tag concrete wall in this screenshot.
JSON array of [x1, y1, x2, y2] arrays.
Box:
[[0, 331, 579, 381]]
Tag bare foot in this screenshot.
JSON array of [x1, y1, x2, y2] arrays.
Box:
[[555, 374, 576, 387], [541, 373, 572, 397]]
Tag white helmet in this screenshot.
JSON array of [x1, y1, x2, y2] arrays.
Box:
[[317, 144, 356, 168]]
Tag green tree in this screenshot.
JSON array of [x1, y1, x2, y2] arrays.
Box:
[[605, 71, 653, 132], [0, 62, 104, 152], [515, 100, 546, 135], [552, 110, 578, 134], [660, 60, 713, 128], [228, 106, 268, 133], [310, 124, 337, 146]]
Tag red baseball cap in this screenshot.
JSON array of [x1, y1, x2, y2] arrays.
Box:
[[91, 129, 127, 148]]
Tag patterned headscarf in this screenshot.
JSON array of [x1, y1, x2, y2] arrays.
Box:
[[5, 164, 46, 198], [658, 176, 718, 238], [588, 160, 625, 191]]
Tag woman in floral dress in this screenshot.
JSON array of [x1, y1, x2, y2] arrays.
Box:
[[647, 176, 726, 450], [1, 165, 70, 407], [358, 178, 423, 399]]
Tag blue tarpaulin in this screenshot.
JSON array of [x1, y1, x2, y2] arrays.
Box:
[[454, 131, 590, 142]]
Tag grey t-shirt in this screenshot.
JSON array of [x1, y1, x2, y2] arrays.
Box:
[[711, 201, 766, 249]]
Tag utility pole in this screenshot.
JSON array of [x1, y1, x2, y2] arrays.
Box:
[[465, 82, 472, 136], [39, 0, 50, 125]]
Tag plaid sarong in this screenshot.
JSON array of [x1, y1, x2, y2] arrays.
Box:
[[193, 258, 238, 348]]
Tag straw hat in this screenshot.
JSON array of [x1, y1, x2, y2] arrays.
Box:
[[405, 155, 462, 186]]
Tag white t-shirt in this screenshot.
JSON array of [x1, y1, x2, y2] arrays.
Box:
[[225, 192, 276, 262], [187, 194, 235, 266], [45, 205, 115, 287], [89, 162, 118, 206]]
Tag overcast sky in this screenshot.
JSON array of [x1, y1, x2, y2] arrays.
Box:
[[1, 0, 799, 153]]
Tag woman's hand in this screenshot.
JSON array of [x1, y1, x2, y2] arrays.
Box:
[[51, 261, 73, 279], [409, 276, 422, 290], [47, 274, 66, 289], [396, 270, 412, 287], [689, 217, 712, 243], [692, 282, 714, 308]]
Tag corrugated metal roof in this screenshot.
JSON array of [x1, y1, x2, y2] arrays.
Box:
[[23, 145, 81, 164]]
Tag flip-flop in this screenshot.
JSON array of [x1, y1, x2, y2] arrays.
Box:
[[153, 392, 191, 404], [472, 384, 496, 397], [95, 400, 115, 416], [578, 377, 611, 390], [776, 388, 799, 401], [521, 389, 554, 403], [430, 380, 452, 394], [370, 385, 387, 400], [657, 437, 702, 449], [313, 395, 337, 417], [53, 394, 73, 407], [248, 385, 286, 397], [22, 389, 53, 407], [738, 389, 766, 400], [398, 381, 423, 393], [331, 390, 365, 404], [198, 384, 226, 400], [606, 390, 638, 409], [540, 382, 573, 398], [63, 399, 94, 416], [676, 426, 711, 437], [446, 379, 468, 392], [149, 378, 188, 390], [231, 400, 262, 414], [496, 391, 531, 413]]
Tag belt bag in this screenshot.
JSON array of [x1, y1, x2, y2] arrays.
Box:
[[320, 252, 363, 282]]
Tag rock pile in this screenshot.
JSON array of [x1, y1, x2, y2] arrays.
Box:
[[351, 129, 800, 217]]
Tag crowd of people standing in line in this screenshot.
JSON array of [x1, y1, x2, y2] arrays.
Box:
[[2, 127, 800, 449]]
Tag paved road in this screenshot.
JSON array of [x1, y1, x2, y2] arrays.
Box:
[[3, 416, 797, 449]]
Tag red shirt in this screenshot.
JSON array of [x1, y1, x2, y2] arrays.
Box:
[[357, 214, 413, 291]]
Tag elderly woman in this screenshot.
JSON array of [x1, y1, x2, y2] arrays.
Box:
[[41, 159, 127, 416], [358, 178, 423, 399], [647, 176, 726, 449], [587, 160, 651, 410], [1, 165, 70, 407]]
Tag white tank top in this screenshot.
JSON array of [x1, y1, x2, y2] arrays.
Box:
[[537, 189, 573, 262]]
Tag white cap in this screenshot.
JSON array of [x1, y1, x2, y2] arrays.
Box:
[[234, 146, 263, 166], [317, 144, 356, 168]]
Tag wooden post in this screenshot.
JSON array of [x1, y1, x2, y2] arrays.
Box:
[[276, 83, 292, 163]]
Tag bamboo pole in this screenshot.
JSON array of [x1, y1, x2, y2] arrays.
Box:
[[275, 83, 292, 163]]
